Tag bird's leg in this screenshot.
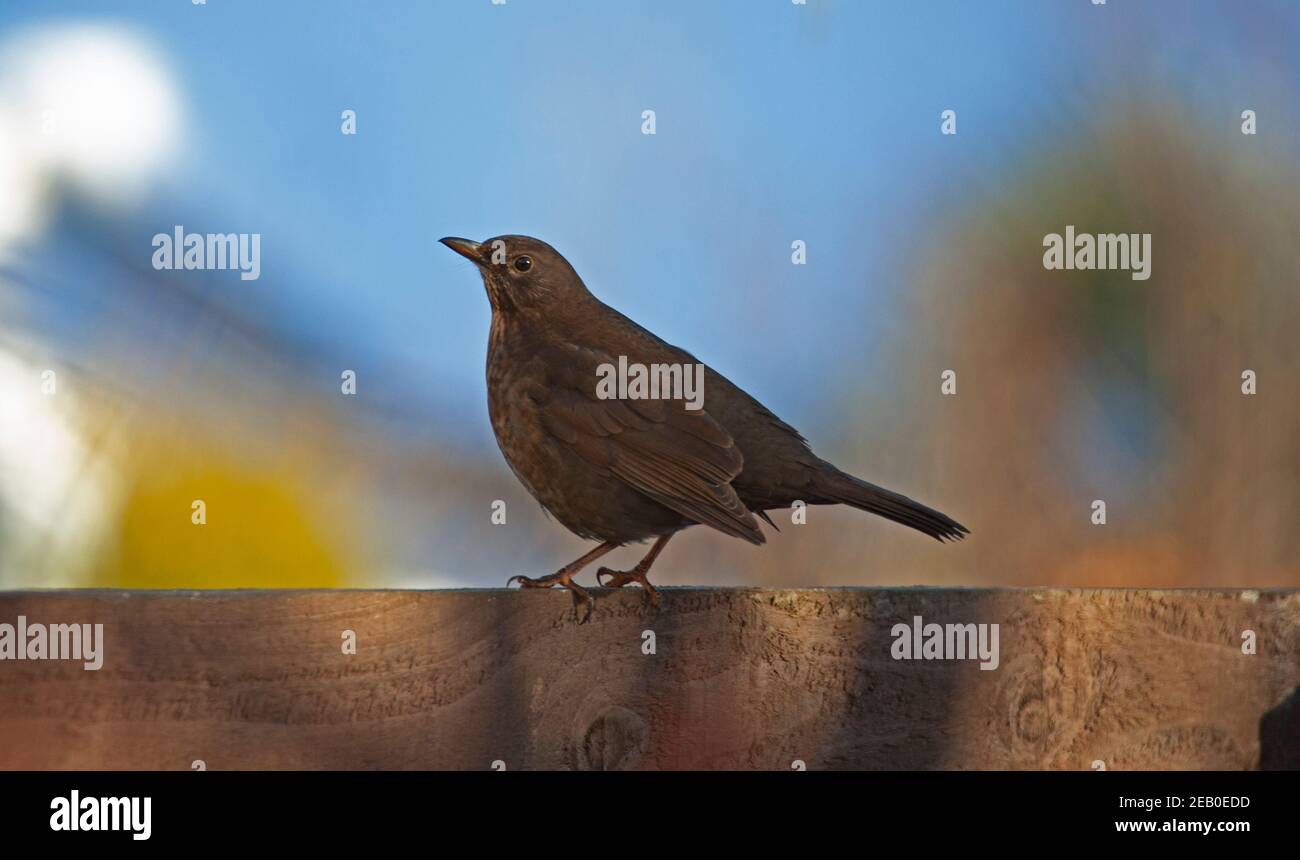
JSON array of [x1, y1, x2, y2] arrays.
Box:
[[596, 534, 672, 606], [507, 541, 619, 623]]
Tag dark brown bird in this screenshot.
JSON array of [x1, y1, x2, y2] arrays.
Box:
[[441, 235, 967, 618]]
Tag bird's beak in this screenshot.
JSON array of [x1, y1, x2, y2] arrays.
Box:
[[439, 236, 488, 266]]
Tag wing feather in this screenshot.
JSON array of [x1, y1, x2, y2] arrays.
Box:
[[535, 343, 765, 544]]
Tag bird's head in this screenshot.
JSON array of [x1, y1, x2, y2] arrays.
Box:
[[439, 234, 589, 314]]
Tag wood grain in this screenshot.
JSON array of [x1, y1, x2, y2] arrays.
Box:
[[0, 588, 1295, 770]]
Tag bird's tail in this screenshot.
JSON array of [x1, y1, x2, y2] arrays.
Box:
[[814, 468, 969, 542]]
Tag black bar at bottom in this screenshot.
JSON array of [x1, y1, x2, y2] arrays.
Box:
[[0, 771, 1287, 847]]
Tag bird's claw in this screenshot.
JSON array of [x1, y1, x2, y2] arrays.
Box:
[[507, 572, 569, 588], [595, 566, 661, 607], [595, 567, 632, 588], [507, 572, 595, 623], [572, 589, 594, 624], [642, 583, 661, 607]]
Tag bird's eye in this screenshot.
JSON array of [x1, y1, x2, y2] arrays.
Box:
[[513, 256, 532, 272]]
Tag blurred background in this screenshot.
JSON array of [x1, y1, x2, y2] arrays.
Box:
[[0, 0, 1296, 590]]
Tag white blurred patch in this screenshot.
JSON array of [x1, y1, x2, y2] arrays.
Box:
[[0, 23, 183, 253], [0, 349, 122, 586], [0, 24, 178, 579], [0, 104, 47, 250]]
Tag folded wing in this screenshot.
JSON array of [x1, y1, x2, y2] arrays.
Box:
[[532, 342, 765, 545]]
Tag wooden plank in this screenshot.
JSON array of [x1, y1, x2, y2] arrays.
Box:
[[0, 588, 1295, 770]]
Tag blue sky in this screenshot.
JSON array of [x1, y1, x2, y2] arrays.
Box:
[[3, 0, 1294, 455]]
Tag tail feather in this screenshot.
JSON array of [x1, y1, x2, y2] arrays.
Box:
[[816, 469, 969, 542]]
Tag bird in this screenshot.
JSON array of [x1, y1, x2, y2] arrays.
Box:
[[440, 234, 967, 619]]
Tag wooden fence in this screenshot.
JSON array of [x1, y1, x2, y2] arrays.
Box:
[[0, 588, 1296, 769]]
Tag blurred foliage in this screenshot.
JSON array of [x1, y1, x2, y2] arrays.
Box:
[[800, 101, 1300, 588]]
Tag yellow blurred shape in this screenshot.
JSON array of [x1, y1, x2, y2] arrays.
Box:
[[95, 448, 348, 589]]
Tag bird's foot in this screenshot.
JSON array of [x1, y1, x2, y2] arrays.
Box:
[[595, 566, 661, 606], [506, 572, 595, 623]]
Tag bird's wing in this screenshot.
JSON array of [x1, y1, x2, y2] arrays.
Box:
[[530, 342, 765, 545]]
